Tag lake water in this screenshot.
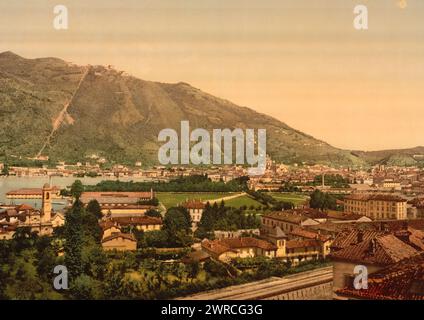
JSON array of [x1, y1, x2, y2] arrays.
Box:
[[0, 176, 150, 210]]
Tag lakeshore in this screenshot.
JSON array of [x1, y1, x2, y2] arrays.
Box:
[[0, 176, 151, 209]]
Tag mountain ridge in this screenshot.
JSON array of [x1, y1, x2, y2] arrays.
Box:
[[0, 51, 421, 167]]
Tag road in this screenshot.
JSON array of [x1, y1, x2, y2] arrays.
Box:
[[203, 192, 246, 204]]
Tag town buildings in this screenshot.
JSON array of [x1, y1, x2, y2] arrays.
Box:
[[100, 219, 137, 251], [261, 210, 322, 234], [101, 232, 137, 251], [109, 216, 162, 232], [201, 237, 278, 262], [181, 199, 205, 231], [0, 183, 65, 236], [343, 194, 407, 220], [6, 186, 61, 200], [80, 190, 155, 216]]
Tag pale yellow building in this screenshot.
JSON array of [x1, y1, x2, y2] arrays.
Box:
[[343, 194, 407, 220], [261, 210, 320, 234], [202, 235, 325, 265], [111, 216, 162, 232], [201, 237, 277, 262], [101, 233, 137, 251], [181, 199, 205, 231], [80, 191, 156, 217], [100, 221, 137, 251]]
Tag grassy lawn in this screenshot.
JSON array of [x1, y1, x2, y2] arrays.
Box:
[[224, 195, 262, 208], [156, 192, 234, 208], [269, 192, 308, 206]]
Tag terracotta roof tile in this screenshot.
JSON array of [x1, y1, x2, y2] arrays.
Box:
[[101, 232, 136, 243], [112, 216, 162, 226], [337, 252, 424, 300], [291, 228, 331, 242], [202, 237, 277, 255], [330, 234, 418, 266], [181, 199, 206, 209], [344, 194, 406, 202]]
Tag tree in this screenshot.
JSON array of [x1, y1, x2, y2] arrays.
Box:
[[35, 236, 57, 281], [186, 262, 200, 282], [144, 230, 169, 247], [145, 209, 162, 218], [70, 180, 84, 200], [81, 209, 102, 243], [164, 207, 191, 230], [138, 197, 159, 206], [70, 274, 102, 299], [81, 246, 108, 280], [64, 200, 84, 280], [1, 163, 9, 176], [204, 259, 228, 277], [36, 248, 57, 281], [163, 207, 192, 247], [309, 190, 337, 211], [12, 227, 38, 251], [86, 199, 102, 219]]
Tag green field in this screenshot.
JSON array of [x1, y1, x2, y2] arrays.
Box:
[[156, 192, 234, 208], [224, 195, 262, 208], [269, 192, 308, 206]]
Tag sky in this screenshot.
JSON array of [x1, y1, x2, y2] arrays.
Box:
[[0, 0, 423, 151]]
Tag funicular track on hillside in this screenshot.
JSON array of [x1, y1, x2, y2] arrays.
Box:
[[36, 66, 91, 158]]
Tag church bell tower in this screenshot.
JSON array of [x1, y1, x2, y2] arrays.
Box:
[[42, 183, 52, 222]]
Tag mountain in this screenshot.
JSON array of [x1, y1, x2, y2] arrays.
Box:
[[352, 147, 424, 166], [0, 51, 416, 168]]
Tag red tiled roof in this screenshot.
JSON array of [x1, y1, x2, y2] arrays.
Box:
[[290, 228, 331, 242], [396, 227, 424, 251], [336, 252, 424, 300], [101, 232, 136, 243], [99, 220, 119, 231], [181, 199, 205, 209], [344, 194, 406, 202], [330, 234, 418, 266], [100, 204, 155, 209], [331, 229, 384, 251], [112, 216, 162, 226], [262, 211, 316, 224], [16, 204, 34, 211], [80, 191, 153, 204], [6, 187, 60, 196], [202, 237, 277, 255], [82, 191, 153, 198], [201, 239, 233, 256], [326, 210, 366, 221]]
